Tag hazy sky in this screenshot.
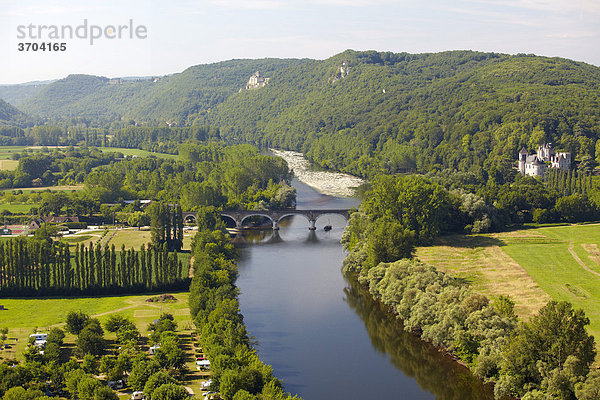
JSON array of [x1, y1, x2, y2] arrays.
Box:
[[1, 0, 599, 84]]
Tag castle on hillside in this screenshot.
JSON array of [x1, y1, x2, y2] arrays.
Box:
[[518, 143, 571, 177], [245, 71, 269, 90]]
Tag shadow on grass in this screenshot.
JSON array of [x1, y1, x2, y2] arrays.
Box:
[[433, 234, 504, 249], [0, 290, 190, 301]]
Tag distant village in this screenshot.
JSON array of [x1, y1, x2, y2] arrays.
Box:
[[518, 143, 572, 177]]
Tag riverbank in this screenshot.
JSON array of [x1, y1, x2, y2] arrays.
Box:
[[270, 149, 364, 197]]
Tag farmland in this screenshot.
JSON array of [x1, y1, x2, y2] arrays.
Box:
[[417, 223, 600, 352]]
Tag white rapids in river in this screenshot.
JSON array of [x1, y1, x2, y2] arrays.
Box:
[[270, 149, 365, 198]]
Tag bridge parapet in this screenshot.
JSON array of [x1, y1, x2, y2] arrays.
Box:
[[183, 209, 351, 230]]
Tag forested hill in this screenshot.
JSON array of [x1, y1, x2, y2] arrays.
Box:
[[16, 59, 305, 126], [10, 50, 600, 177], [0, 98, 27, 126], [202, 50, 600, 178], [0, 82, 47, 106]]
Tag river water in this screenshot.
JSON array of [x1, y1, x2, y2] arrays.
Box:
[[235, 178, 494, 400]]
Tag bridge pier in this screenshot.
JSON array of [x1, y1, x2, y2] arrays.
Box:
[[273, 220, 279, 230], [308, 219, 316, 230]]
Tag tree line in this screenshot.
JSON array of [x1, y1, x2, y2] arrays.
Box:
[[342, 173, 599, 400], [0, 237, 187, 297], [188, 214, 301, 400]]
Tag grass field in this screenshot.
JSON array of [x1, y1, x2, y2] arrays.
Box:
[[0, 202, 39, 213], [0, 145, 177, 163], [0, 146, 28, 160], [0, 159, 18, 171], [1, 185, 84, 193], [108, 228, 152, 249], [417, 223, 600, 356], [0, 293, 197, 377], [98, 147, 178, 160], [63, 227, 196, 252]]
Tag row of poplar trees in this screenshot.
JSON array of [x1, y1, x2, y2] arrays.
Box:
[[0, 239, 187, 297], [546, 168, 593, 196], [148, 202, 184, 251]]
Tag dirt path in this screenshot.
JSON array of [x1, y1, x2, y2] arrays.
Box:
[[188, 256, 194, 278], [568, 242, 600, 277]]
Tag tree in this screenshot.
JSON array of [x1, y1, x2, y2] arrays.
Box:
[[22, 344, 43, 363], [65, 368, 87, 397], [33, 223, 61, 242], [501, 301, 596, 396], [128, 211, 150, 228], [65, 311, 90, 335], [233, 390, 258, 400], [0, 327, 7, 347], [93, 386, 119, 400], [150, 384, 189, 400], [77, 326, 106, 356], [44, 341, 61, 363], [365, 217, 415, 269], [82, 354, 99, 374], [47, 327, 65, 345], [154, 334, 185, 370], [575, 369, 600, 400], [128, 357, 161, 390], [1, 387, 44, 400], [147, 313, 177, 343], [77, 376, 102, 400], [143, 371, 177, 399], [555, 194, 596, 222], [104, 315, 133, 333], [220, 369, 242, 400]]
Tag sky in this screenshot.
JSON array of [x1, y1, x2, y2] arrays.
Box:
[[0, 0, 599, 84]]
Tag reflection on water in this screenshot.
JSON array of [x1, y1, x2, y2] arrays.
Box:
[[235, 179, 492, 400], [343, 278, 495, 400]]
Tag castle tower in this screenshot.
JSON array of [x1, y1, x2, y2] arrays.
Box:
[[518, 148, 528, 175]]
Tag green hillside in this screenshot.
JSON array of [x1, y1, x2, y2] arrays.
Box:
[[0, 83, 48, 106], [16, 50, 600, 177], [200, 50, 600, 177], [0, 98, 27, 126], [19, 59, 305, 125]]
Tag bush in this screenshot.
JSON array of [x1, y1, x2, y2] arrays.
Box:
[[65, 221, 88, 229]]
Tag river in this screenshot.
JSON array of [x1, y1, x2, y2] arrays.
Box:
[[235, 165, 494, 399]]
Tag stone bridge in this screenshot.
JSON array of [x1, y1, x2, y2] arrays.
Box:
[[182, 209, 351, 230]]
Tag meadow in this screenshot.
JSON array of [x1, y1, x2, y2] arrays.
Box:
[[0, 146, 29, 160], [61, 227, 196, 252], [0, 145, 178, 173], [417, 223, 600, 353], [0, 291, 193, 357], [0, 202, 39, 213], [97, 147, 178, 160]]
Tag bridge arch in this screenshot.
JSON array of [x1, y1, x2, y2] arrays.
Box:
[[184, 214, 197, 224], [275, 213, 311, 225], [313, 212, 349, 224], [239, 213, 274, 228]]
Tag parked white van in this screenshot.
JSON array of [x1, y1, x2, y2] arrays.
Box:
[[131, 391, 144, 400]]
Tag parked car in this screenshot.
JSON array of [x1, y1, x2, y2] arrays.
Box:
[[108, 380, 124, 389]]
